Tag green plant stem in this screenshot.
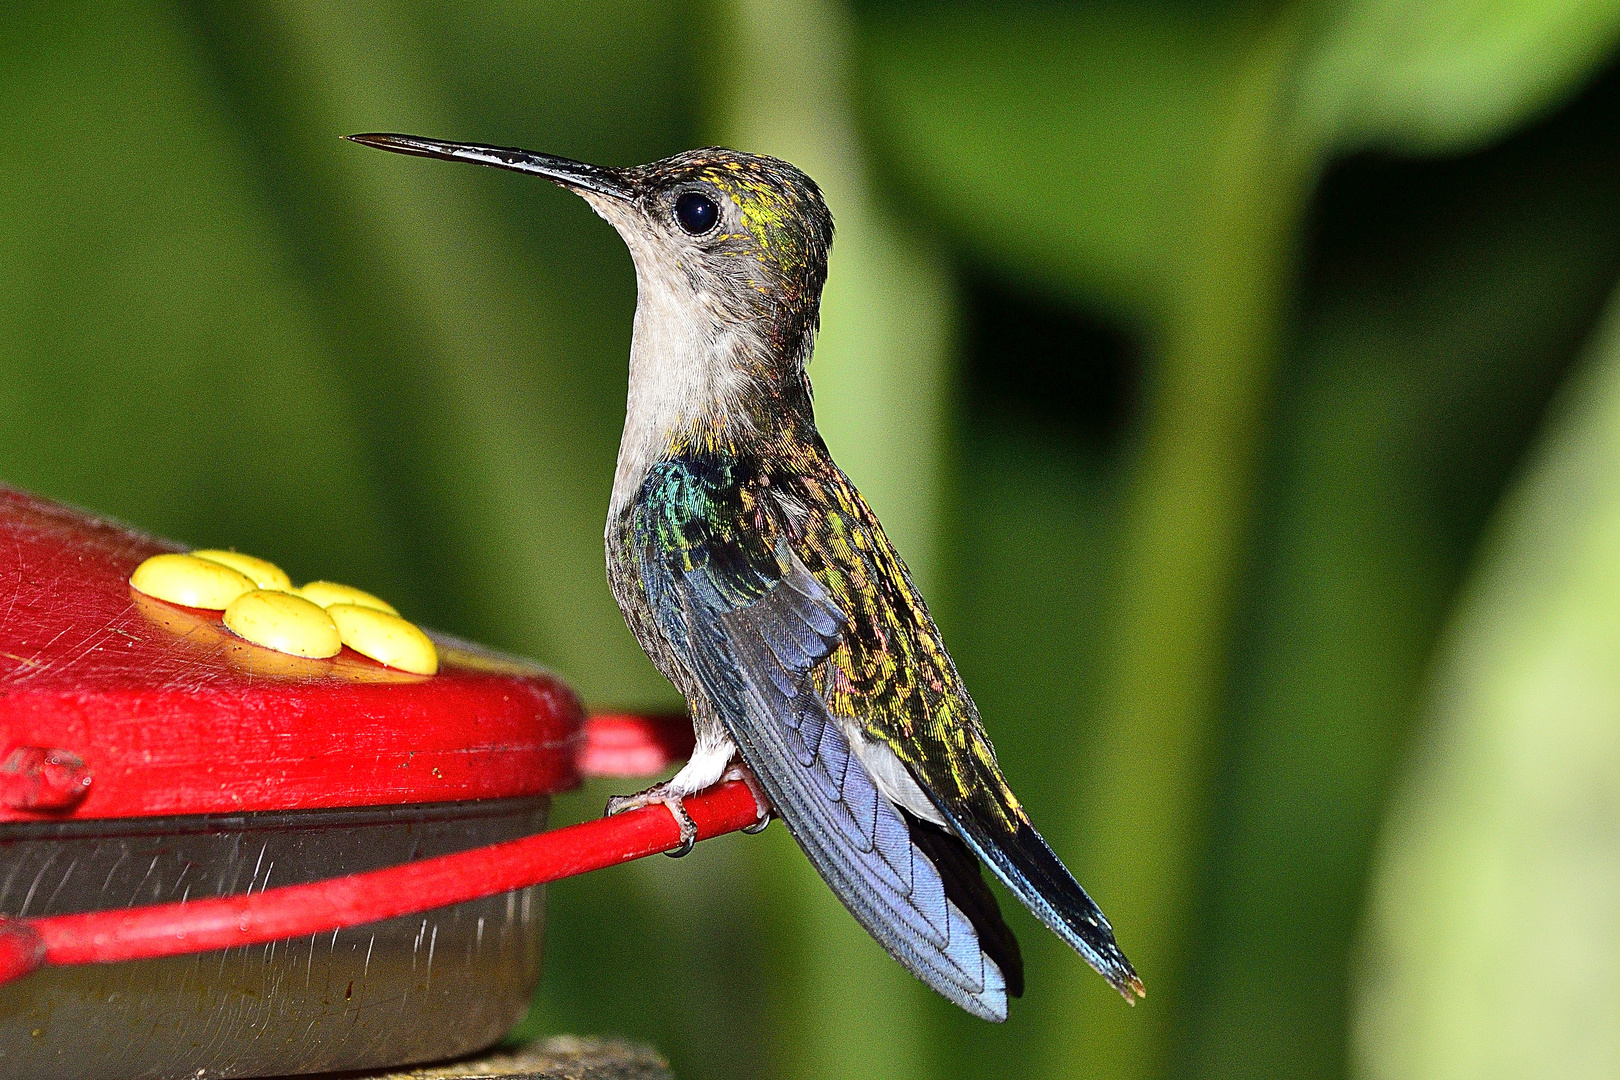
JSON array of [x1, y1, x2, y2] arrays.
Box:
[[1045, 12, 1317, 1080]]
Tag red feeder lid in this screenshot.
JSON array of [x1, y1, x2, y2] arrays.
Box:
[[0, 486, 585, 823]]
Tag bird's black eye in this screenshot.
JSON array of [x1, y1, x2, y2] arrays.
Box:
[[675, 191, 719, 235]]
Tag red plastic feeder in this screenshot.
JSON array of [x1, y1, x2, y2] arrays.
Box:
[[0, 487, 757, 1078]]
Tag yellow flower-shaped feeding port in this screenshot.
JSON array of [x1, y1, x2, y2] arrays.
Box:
[[129, 550, 437, 675], [192, 549, 293, 591], [129, 553, 256, 609], [328, 604, 438, 675], [223, 590, 342, 659], [299, 580, 398, 615]]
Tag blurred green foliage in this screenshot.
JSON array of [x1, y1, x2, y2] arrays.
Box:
[[1355, 264, 1620, 1080], [2, 1, 1619, 1078]]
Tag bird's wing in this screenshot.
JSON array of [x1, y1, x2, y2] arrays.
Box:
[[788, 454, 1144, 1002], [631, 452, 1014, 1020]]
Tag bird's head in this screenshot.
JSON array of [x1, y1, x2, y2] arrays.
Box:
[[347, 135, 834, 387]]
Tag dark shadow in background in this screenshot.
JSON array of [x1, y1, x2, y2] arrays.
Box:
[[963, 271, 1141, 453]]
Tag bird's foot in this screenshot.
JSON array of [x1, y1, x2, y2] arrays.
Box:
[[721, 760, 774, 834], [603, 760, 774, 855], [606, 782, 699, 857]]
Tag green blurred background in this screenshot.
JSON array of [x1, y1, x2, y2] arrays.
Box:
[[5, 1, 1620, 1077]]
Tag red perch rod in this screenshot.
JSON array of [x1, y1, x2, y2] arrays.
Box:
[[0, 717, 757, 987]]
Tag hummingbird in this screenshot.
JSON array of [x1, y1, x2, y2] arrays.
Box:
[[348, 132, 1143, 1020]]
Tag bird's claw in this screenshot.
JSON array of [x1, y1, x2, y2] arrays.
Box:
[[605, 783, 699, 857], [664, 818, 698, 858], [722, 761, 774, 834]]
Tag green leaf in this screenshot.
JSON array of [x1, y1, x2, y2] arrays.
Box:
[[861, 3, 1253, 315], [1300, 0, 1620, 154]]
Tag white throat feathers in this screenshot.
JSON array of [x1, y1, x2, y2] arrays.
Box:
[[586, 192, 760, 517]]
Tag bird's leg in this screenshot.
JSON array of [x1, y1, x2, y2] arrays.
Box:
[[605, 734, 736, 857], [721, 759, 774, 834]]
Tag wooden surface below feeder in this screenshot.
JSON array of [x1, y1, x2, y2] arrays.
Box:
[[364, 1037, 672, 1079]]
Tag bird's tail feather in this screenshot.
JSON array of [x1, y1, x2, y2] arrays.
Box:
[[932, 764, 1143, 1001]]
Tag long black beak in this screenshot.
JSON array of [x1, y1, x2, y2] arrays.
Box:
[[345, 133, 634, 200]]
